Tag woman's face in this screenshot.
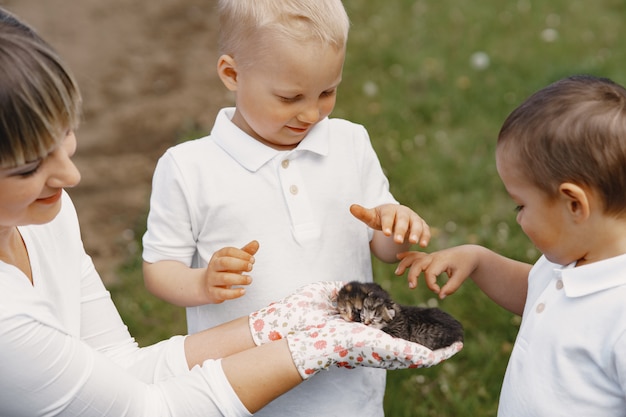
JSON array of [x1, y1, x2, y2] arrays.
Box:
[[0, 131, 81, 229]]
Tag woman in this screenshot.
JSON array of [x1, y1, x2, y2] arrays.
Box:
[[0, 8, 460, 416]]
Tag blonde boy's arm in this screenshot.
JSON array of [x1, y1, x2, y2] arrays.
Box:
[[143, 240, 259, 307], [143, 260, 216, 307], [350, 203, 430, 263]]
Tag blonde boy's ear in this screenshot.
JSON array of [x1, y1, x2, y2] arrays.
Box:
[[559, 182, 591, 222], [217, 54, 238, 92]]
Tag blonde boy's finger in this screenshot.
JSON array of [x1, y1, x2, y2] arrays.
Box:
[[392, 215, 410, 243], [210, 286, 247, 302], [417, 219, 431, 247], [349, 204, 374, 224], [241, 240, 260, 255]]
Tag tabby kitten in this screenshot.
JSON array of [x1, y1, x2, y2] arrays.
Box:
[[336, 281, 464, 350]]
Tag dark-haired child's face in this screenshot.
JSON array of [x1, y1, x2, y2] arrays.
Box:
[[496, 147, 573, 265]]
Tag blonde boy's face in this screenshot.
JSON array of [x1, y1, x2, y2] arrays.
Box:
[[225, 35, 345, 150]]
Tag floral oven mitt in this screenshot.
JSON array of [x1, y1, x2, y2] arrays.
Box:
[[249, 281, 463, 380]]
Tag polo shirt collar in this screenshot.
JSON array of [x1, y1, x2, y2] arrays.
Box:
[[558, 253, 626, 297], [211, 107, 330, 172]]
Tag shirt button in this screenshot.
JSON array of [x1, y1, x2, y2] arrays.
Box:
[[536, 303, 545, 314], [282, 159, 290, 169], [556, 279, 564, 290], [289, 185, 299, 195]]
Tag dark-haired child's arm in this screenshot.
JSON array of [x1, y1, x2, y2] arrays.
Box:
[[396, 245, 531, 316]]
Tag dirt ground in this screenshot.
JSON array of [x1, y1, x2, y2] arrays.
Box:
[[4, 0, 228, 283]]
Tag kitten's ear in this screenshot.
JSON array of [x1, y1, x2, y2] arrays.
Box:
[[382, 306, 396, 321]]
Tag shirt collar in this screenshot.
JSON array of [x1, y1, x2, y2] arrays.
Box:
[[558, 253, 626, 297], [211, 107, 330, 172]]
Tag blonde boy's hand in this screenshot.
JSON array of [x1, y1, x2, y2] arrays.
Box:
[[350, 203, 430, 247], [204, 240, 259, 304], [395, 246, 478, 299]]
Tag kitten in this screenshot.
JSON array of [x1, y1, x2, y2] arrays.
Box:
[[336, 281, 464, 350]]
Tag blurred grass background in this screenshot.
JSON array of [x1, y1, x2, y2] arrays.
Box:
[[109, 0, 626, 415]]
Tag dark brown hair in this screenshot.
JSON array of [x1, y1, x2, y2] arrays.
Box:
[[498, 75, 626, 216]]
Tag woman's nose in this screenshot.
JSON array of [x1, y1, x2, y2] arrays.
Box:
[[47, 133, 81, 188]]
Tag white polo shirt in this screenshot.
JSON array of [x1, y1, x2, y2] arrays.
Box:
[[498, 254, 626, 416], [143, 107, 396, 417]]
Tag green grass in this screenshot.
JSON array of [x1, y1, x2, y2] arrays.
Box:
[[108, 0, 626, 415]]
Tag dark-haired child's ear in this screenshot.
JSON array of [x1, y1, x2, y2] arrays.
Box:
[[559, 182, 590, 222], [217, 54, 238, 92]]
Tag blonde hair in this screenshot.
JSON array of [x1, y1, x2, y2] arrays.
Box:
[[498, 75, 626, 216], [0, 8, 81, 168], [217, 0, 349, 66]]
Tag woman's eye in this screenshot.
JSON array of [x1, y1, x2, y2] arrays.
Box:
[[19, 165, 41, 177], [12, 161, 42, 178]]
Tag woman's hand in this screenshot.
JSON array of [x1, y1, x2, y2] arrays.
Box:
[[249, 281, 345, 345], [287, 316, 463, 379]]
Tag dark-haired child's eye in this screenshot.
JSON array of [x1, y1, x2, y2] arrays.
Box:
[[514, 205, 524, 213]]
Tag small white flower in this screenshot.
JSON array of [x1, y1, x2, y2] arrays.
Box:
[[362, 81, 379, 97], [470, 51, 490, 70], [541, 28, 559, 42]]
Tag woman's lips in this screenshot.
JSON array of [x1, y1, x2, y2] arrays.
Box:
[[37, 190, 62, 204]]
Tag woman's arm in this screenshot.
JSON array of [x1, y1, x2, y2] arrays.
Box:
[[0, 270, 302, 417]]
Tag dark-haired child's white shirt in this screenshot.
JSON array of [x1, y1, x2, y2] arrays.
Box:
[[499, 254, 626, 416], [143, 107, 396, 417], [0, 192, 250, 417]]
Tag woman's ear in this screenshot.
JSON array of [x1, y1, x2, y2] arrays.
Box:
[[217, 54, 238, 92], [558, 182, 591, 222]]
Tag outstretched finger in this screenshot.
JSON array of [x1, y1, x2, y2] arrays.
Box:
[[349, 204, 379, 229]]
